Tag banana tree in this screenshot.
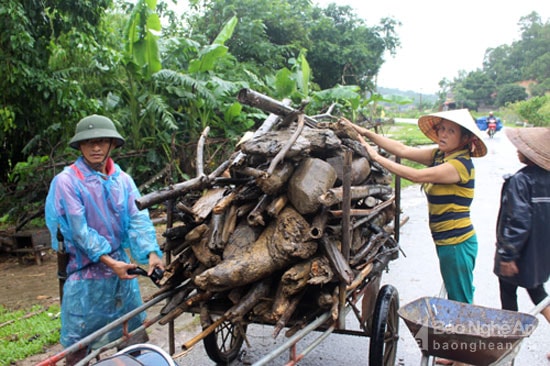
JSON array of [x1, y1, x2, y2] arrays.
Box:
[[153, 16, 259, 164]]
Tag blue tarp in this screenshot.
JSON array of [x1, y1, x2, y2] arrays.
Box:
[[476, 116, 503, 131]]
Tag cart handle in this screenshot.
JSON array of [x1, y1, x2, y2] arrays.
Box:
[[529, 295, 550, 316]]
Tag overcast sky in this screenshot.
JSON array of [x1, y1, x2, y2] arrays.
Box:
[[315, 0, 550, 94]]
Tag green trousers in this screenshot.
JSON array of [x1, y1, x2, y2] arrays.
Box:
[[436, 234, 478, 303]]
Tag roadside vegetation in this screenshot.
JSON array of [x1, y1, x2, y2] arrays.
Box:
[[0, 304, 61, 365]]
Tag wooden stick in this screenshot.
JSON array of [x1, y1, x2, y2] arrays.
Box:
[[234, 166, 268, 179], [237, 88, 317, 127], [207, 213, 224, 251], [272, 291, 304, 338], [0, 309, 45, 329], [309, 207, 328, 239], [320, 235, 353, 285], [136, 158, 232, 210], [346, 263, 374, 291], [229, 96, 291, 168], [236, 202, 255, 217], [213, 190, 236, 214], [329, 197, 394, 218], [266, 195, 288, 217], [225, 278, 272, 322], [221, 204, 237, 244], [175, 201, 196, 218], [247, 194, 269, 226], [196, 126, 210, 177], [267, 113, 305, 174], [181, 315, 227, 351], [319, 185, 393, 207], [159, 291, 212, 326]]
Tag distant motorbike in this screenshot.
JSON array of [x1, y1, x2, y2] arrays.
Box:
[[487, 117, 498, 138]]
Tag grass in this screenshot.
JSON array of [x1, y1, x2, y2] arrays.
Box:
[[0, 304, 61, 365]]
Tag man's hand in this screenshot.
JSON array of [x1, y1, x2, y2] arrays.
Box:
[[147, 252, 164, 276], [100, 254, 138, 279], [499, 260, 519, 277]]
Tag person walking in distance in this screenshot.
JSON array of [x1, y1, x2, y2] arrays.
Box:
[[45, 114, 164, 365], [493, 127, 550, 359]]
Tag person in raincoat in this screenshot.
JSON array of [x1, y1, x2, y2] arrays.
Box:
[[493, 127, 550, 358], [45, 114, 164, 365]]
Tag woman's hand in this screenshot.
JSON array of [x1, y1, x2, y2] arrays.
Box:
[[339, 118, 369, 137], [361, 139, 380, 162]]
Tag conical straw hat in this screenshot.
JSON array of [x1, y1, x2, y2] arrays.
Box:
[[417, 109, 487, 157], [505, 127, 550, 171]]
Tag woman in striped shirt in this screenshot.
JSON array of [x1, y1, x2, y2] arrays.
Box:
[[347, 109, 487, 304]]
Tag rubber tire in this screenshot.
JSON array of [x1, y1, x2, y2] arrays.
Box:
[[369, 284, 399, 366], [203, 316, 246, 364]]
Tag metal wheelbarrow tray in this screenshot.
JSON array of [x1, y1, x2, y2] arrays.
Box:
[[398, 297, 539, 366]]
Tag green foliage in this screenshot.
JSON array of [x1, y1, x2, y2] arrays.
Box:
[[307, 85, 402, 123], [452, 70, 495, 108], [307, 4, 400, 91], [126, 0, 162, 78], [0, 0, 114, 183], [0, 304, 61, 365], [445, 12, 549, 110], [188, 0, 311, 71], [495, 84, 528, 107], [190, 0, 399, 93], [0, 107, 15, 133], [511, 95, 550, 127], [271, 50, 312, 100]]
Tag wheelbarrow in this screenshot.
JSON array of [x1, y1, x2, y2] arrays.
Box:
[[398, 296, 550, 366]]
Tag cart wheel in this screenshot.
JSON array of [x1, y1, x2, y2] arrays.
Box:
[[203, 315, 247, 364], [369, 284, 399, 366]]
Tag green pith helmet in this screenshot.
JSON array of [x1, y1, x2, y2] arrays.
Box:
[[69, 115, 125, 149]]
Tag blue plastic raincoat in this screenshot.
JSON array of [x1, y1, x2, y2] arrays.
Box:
[[45, 157, 162, 348]]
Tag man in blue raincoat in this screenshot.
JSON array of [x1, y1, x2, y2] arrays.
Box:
[[45, 114, 164, 365]]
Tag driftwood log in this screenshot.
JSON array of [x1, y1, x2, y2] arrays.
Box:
[[140, 89, 401, 345]]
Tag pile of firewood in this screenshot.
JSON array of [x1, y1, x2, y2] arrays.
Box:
[[136, 89, 400, 339]]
